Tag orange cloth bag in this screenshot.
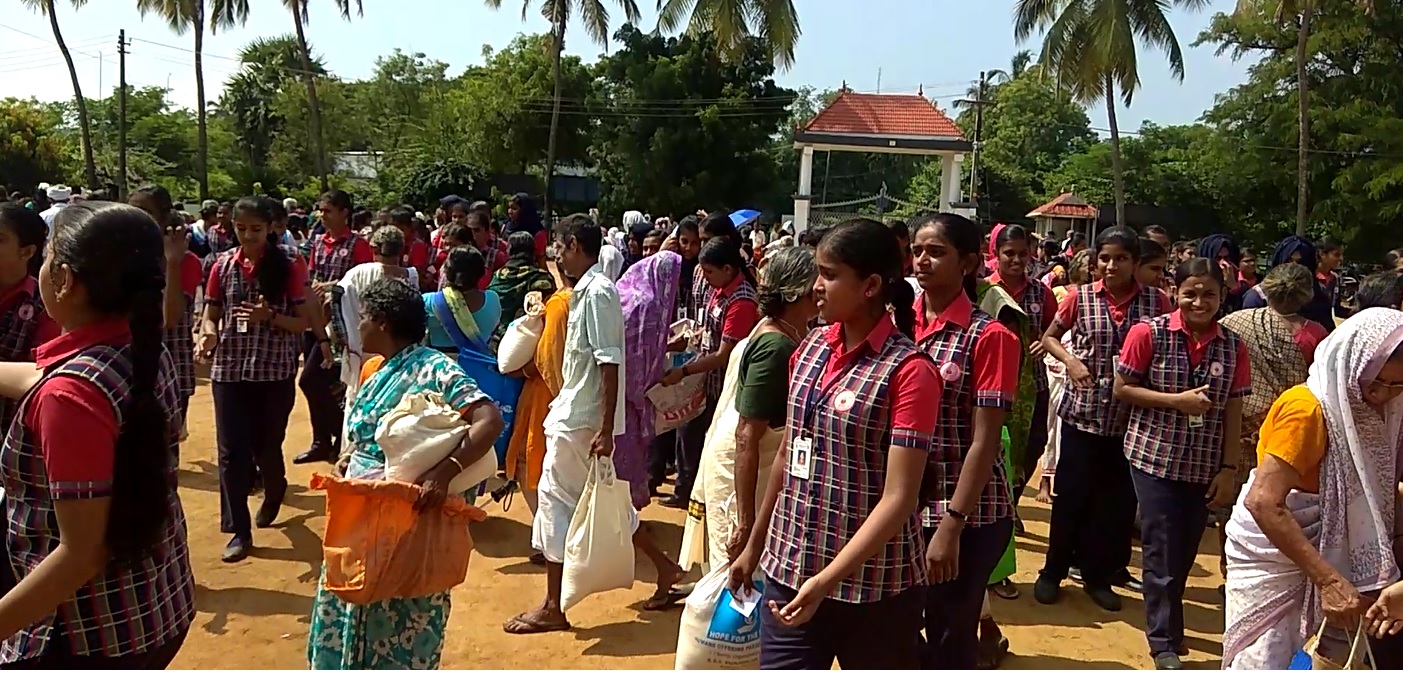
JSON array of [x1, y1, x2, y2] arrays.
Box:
[[311, 473, 487, 605]]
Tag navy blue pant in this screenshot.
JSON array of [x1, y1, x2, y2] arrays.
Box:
[[213, 378, 296, 539], [298, 332, 343, 455], [1014, 389, 1051, 497], [922, 519, 1015, 669], [1131, 467, 1210, 656], [1042, 421, 1136, 587], [759, 575, 924, 669]]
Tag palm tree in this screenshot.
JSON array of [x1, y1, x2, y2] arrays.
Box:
[[284, 0, 361, 192], [484, 0, 642, 221], [955, 49, 1038, 111], [1233, 0, 1375, 236], [655, 0, 801, 69], [21, 0, 97, 190], [137, 0, 250, 201], [1015, 0, 1210, 228], [218, 36, 326, 186]]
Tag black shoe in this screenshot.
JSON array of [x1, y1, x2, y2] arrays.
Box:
[[222, 536, 252, 563], [293, 447, 335, 465], [255, 483, 285, 528], [1111, 570, 1144, 594], [1153, 652, 1183, 670], [1084, 584, 1122, 611], [1069, 566, 1084, 583], [1218, 584, 1226, 600], [658, 494, 688, 509], [1033, 575, 1061, 605], [1174, 642, 1189, 657]]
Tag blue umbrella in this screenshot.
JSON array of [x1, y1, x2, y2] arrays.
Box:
[[729, 209, 761, 227]]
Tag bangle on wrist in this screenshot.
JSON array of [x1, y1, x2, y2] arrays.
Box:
[[445, 456, 465, 473]]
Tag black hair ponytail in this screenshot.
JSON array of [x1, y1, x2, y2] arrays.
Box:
[[889, 273, 916, 339], [48, 203, 172, 562], [817, 218, 914, 339], [698, 237, 756, 289], [234, 197, 291, 304]]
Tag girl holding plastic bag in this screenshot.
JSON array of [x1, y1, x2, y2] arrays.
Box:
[[308, 278, 503, 670]]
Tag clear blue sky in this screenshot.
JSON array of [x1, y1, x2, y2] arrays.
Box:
[[0, 0, 1249, 134]]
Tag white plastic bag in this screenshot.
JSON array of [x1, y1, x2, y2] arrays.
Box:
[[377, 391, 496, 494], [561, 458, 637, 611], [674, 564, 765, 670], [496, 291, 546, 373]]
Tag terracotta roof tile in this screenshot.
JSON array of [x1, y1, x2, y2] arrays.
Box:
[[1027, 193, 1098, 219], [803, 91, 964, 139]]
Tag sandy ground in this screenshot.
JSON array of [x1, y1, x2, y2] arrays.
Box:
[[167, 384, 1227, 670]]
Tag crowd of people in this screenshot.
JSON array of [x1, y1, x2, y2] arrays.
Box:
[[7, 178, 1403, 670]]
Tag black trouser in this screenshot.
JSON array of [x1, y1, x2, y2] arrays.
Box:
[[213, 379, 296, 539], [298, 333, 343, 455], [647, 429, 677, 491], [1132, 467, 1209, 656], [0, 623, 189, 669], [1014, 389, 1051, 498], [675, 396, 718, 500], [1041, 421, 1136, 587], [759, 575, 924, 669], [922, 518, 1015, 669]]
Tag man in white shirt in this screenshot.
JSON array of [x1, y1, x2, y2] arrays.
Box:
[[506, 213, 628, 635], [39, 184, 70, 235]]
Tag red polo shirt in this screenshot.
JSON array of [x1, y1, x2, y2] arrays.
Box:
[[205, 248, 309, 303], [711, 274, 759, 342], [989, 271, 1058, 331], [1120, 309, 1252, 389], [26, 318, 133, 487], [0, 277, 59, 347], [912, 291, 1020, 407], [1055, 280, 1172, 328]]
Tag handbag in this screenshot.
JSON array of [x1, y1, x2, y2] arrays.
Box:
[[431, 292, 523, 466], [560, 458, 638, 611], [1293, 620, 1377, 670], [496, 291, 546, 373], [377, 391, 498, 495]]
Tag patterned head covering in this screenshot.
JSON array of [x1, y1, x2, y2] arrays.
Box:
[[618, 252, 682, 409]]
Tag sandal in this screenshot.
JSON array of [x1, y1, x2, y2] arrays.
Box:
[[503, 612, 571, 635], [990, 579, 1020, 600], [528, 552, 547, 566], [976, 635, 1010, 669], [641, 588, 688, 611]]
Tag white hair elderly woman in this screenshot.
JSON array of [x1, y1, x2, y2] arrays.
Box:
[[1223, 308, 1403, 669], [679, 247, 820, 572]]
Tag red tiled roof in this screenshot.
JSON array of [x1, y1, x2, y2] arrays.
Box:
[[803, 91, 964, 139], [1027, 193, 1098, 219]]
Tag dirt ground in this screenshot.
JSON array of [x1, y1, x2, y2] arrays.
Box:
[[167, 385, 1227, 670]]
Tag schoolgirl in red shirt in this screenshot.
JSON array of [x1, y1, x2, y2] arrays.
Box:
[[728, 218, 941, 670], [1036, 226, 1172, 611], [390, 207, 431, 290], [1114, 257, 1248, 669], [659, 237, 758, 509], [0, 202, 193, 668], [129, 185, 202, 437], [0, 204, 60, 431], [987, 224, 1057, 497], [910, 214, 1021, 669], [199, 196, 323, 563]]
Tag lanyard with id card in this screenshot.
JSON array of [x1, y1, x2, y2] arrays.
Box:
[[1185, 343, 1215, 429], [789, 361, 856, 481]]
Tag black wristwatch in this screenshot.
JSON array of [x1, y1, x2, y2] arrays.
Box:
[[946, 506, 969, 522]]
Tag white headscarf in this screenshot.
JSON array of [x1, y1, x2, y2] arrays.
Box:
[[1307, 308, 1403, 611], [622, 210, 647, 229]]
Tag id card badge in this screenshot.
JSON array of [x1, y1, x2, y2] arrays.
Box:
[[789, 437, 814, 480], [710, 304, 723, 320], [236, 316, 250, 333], [1188, 414, 1205, 428]]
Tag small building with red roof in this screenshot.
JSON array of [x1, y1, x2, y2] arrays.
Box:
[[793, 85, 973, 232], [1027, 192, 1100, 241]]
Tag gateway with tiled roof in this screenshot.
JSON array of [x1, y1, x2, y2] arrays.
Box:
[[1027, 192, 1100, 240], [792, 85, 975, 233]]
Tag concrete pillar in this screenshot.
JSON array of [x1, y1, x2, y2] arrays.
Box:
[[794, 145, 814, 235], [939, 153, 956, 211]]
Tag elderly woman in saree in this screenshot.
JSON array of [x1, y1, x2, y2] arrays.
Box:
[[309, 278, 503, 670], [1222, 307, 1403, 669], [1243, 236, 1336, 331], [488, 231, 556, 351], [679, 247, 818, 575], [615, 251, 689, 609]]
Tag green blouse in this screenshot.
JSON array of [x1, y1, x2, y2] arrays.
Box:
[[733, 331, 799, 429]]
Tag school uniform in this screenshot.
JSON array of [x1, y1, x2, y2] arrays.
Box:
[[0, 277, 59, 431], [165, 252, 204, 429], [1041, 281, 1171, 590], [1117, 310, 1249, 657], [400, 234, 431, 291], [912, 292, 1021, 670], [302, 231, 373, 460], [675, 275, 757, 502], [758, 316, 941, 670], [0, 319, 194, 668], [206, 245, 309, 541], [989, 272, 1059, 491]]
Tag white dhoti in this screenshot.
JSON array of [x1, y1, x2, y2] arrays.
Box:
[[532, 427, 597, 563]]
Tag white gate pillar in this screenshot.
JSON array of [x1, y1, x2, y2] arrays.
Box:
[[794, 145, 815, 235]]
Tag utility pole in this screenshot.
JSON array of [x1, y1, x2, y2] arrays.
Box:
[[117, 30, 129, 200], [968, 71, 991, 219]]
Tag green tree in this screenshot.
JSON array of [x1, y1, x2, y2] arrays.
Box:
[[1014, 0, 1210, 228], [284, 0, 362, 192], [20, 0, 97, 190], [217, 36, 327, 191], [136, 0, 250, 201], [590, 24, 794, 217], [655, 0, 801, 68], [0, 98, 70, 192], [484, 0, 641, 220]]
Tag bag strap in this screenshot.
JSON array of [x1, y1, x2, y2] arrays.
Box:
[[431, 291, 490, 355], [1345, 620, 1378, 669]]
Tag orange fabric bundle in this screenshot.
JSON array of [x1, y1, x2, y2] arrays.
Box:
[[311, 473, 487, 605]]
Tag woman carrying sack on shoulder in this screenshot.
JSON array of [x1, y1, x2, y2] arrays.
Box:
[[309, 278, 503, 670]]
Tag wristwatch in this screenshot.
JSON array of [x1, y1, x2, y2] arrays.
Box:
[[946, 506, 969, 522]]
